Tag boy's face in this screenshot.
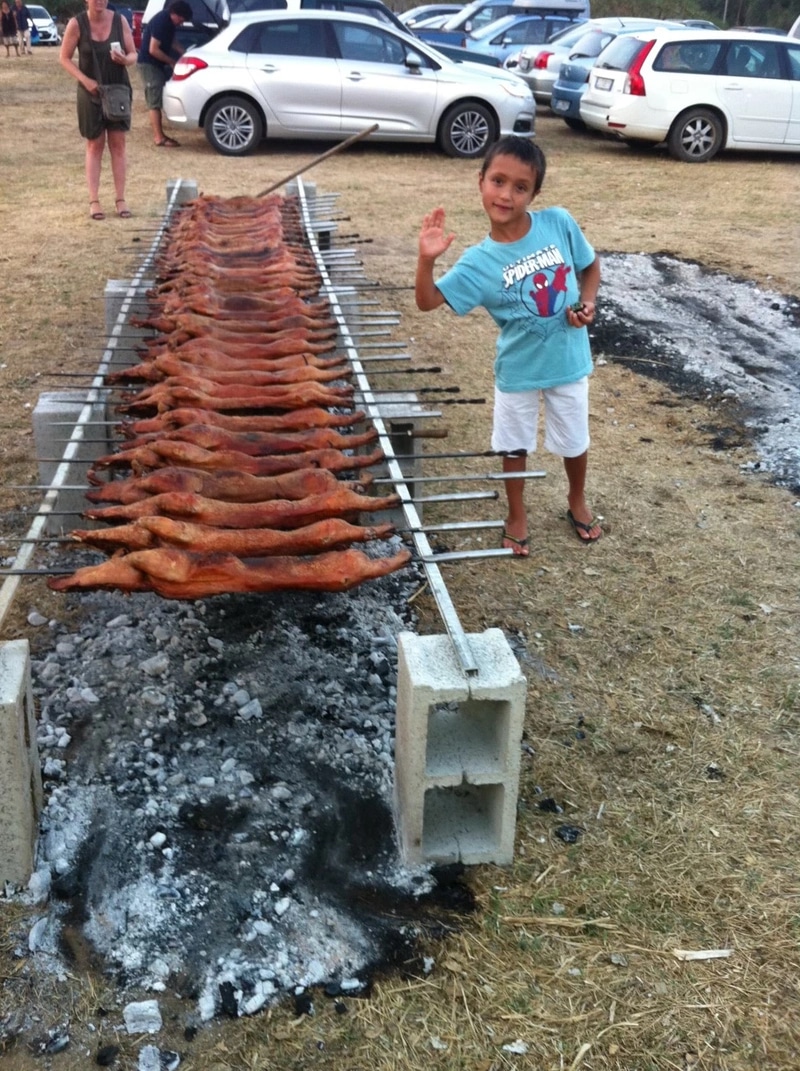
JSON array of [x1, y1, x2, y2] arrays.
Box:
[[478, 153, 539, 237]]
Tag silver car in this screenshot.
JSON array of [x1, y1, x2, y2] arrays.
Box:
[[514, 20, 594, 102], [163, 11, 535, 157]]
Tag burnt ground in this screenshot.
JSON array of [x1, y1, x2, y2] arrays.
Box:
[[594, 252, 800, 493]]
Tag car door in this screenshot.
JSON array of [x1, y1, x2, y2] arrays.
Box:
[[785, 41, 800, 145], [331, 21, 438, 136], [717, 39, 791, 144], [243, 17, 343, 134]]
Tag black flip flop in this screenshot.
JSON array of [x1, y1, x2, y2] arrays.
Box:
[[502, 530, 530, 558], [567, 509, 602, 544]]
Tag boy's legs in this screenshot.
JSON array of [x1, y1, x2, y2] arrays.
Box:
[[543, 378, 601, 543], [563, 451, 601, 542], [502, 451, 529, 553], [492, 388, 539, 556]]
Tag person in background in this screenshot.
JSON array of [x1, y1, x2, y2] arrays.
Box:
[[137, 0, 191, 147], [14, 0, 32, 54], [59, 0, 137, 220], [1, 1, 20, 56], [416, 136, 602, 556]]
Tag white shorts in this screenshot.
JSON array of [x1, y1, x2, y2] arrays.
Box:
[[491, 377, 590, 458]]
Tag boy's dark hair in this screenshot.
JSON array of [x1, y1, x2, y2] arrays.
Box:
[[481, 137, 546, 194], [170, 0, 193, 19]]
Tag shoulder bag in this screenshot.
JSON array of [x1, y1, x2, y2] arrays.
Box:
[[88, 13, 132, 122]]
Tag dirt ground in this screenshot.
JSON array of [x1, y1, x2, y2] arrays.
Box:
[[1, 47, 800, 1071]]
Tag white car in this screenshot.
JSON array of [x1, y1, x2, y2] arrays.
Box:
[[29, 4, 60, 45], [579, 28, 800, 161], [164, 10, 535, 157]]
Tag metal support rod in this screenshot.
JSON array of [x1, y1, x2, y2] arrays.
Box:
[[374, 471, 546, 485], [19, 490, 498, 519]]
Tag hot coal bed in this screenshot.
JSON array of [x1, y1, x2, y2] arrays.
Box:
[[26, 564, 462, 1024]]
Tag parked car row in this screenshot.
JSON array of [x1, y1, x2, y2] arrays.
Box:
[[549, 17, 686, 128], [134, 0, 799, 164]]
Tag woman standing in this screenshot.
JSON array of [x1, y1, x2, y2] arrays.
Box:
[[1, 2, 20, 57], [59, 0, 136, 220]]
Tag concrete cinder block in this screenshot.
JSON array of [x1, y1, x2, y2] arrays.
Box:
[[105, 279, 155, 354], [0, 640, 43, 887], [394, 629, 527, 866], [32, 391, 109, 535], [166, 178, 199, 206]]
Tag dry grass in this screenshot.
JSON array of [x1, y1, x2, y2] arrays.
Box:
[[1, 48, 800, 1071]]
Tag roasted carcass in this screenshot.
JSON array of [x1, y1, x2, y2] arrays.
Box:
[[49, 546, 412, 598]]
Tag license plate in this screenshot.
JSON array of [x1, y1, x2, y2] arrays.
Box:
[[594, 76, 613, 91], [553, 99, 569, 112]]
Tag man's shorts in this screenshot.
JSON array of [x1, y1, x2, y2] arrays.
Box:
[[139, 62, 169, 109], [491, 377, 590, 458]]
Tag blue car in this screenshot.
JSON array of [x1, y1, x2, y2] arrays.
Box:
[[550, 17, 683, 128], [464, 11, 585, 63], [419, 0, 588, 47]]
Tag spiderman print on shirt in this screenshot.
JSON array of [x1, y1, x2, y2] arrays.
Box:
[[501, 243, 573, 322]]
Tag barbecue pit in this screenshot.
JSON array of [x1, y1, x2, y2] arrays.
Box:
[[0, 177, 529, 1025]]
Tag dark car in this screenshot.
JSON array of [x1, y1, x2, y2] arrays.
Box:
[[729, 25, 787, 35], [142, 0, 415, 51]]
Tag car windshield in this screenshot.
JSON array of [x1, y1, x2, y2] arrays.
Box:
[[545, 21, 588, 46], [568, 28, 615, 57], [469, 14, 517, 40], [441, 2, 511, 33], [29, 6, 51, 17], [594, 33, 647, 71]]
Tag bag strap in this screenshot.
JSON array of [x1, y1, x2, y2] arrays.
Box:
[[86, 11, 121, 83]]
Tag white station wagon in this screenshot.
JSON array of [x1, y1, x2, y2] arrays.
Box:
[[579, 28, 800, 161]]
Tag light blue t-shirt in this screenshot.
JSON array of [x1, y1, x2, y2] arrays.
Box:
[[436, 207, 595, 392]]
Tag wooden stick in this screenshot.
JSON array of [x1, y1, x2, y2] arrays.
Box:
[[256, 124, 379, 198]]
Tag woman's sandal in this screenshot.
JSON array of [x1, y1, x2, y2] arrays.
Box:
[[115, 199, 132, 219], [89, 200, 105, 221], [154, 136, 179, 148]]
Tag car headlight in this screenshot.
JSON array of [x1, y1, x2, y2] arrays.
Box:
[[501, 79, 532, 100]]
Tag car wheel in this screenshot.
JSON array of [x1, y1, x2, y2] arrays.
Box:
[[564, 117, 586, 132], [205, 97, 263, 157], [439, 102, 497, 159], [667, 108, 723, 163]]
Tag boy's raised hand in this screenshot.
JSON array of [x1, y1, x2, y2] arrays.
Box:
[[419, 207, 456, 261]]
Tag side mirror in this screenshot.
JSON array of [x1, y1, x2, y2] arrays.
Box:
[[406, 49, 423, 70]]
